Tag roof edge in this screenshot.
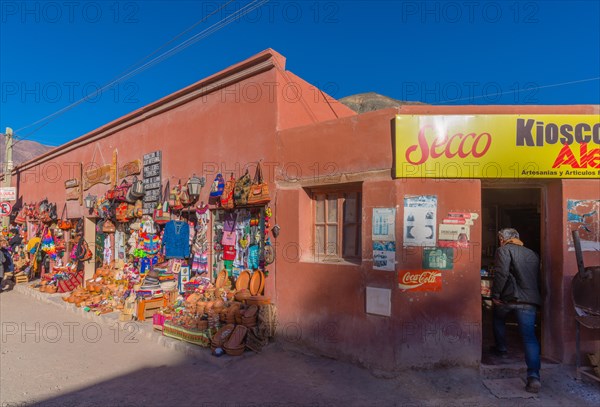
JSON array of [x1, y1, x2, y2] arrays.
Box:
[[15, 49, 286, 173]]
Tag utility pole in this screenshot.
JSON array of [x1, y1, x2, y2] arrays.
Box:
[[2, 127, 13, 229]]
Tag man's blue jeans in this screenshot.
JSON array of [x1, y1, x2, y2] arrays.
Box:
[[493, 303, 541, 379]]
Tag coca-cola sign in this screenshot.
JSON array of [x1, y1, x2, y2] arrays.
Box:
[[398, 270, 442, 292]]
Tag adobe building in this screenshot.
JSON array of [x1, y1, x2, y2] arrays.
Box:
[[12, 49, 600, 371]]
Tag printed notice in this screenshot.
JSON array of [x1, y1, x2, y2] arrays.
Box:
[[372, 208, 396, 241], [403, 195, 437, 247]]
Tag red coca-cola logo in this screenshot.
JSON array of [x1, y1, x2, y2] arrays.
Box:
[[405, 125, 492, 165], [398, 270, 442, 292]]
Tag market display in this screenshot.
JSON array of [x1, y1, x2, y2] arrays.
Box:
[[5, 158, 277, 356]]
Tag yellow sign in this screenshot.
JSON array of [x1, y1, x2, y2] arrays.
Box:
[[395, 114, 600, 179]]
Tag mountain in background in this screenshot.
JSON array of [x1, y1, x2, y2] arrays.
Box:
[[339, 92, 426, 114], [0, 138, 54, 169]]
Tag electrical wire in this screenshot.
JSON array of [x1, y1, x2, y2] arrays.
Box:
[[435, 77, 600, 104], [11, 0, 269, 147]]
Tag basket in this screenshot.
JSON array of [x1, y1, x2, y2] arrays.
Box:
[[235, 289, 251, 302], [245, 328, 269, 353], [210, 323, 235, 350], [184, 282, 200, 295], [223, 344, 245, 356], [243, 305, 259, 318], [246, 296, 271, 306], [235, 270, 251, 291], [224, 325, 248, 348], [249, 271, 261, 296], [215, 269, 228, 289]]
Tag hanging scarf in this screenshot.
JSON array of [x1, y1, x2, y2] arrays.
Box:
[[41, 230, 56, 259]]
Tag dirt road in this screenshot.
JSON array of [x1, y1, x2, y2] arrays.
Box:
[[1, 288, 598, 407]]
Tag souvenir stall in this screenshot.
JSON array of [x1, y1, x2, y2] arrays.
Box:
[[63, 175, 150, 314], [11, 200, 84, 290], [56, 158, 278, 356], [152, 162, 277, 355]]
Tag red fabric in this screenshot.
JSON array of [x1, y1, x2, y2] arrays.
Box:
[[57, 272, 84, 293]]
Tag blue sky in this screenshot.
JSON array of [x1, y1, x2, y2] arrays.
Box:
[[1, 0, 599, 146]]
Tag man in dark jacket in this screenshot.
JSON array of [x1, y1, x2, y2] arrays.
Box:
[[492, 228, 542, 393]]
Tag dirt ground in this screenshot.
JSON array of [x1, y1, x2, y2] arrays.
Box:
[[1, 286, 599, 407]]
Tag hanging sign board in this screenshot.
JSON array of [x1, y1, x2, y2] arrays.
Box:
[[0, 187, 16, 201], [395, 114, 600, 179], [83, 164, 113, 190], [143, 151, 162, 215], [118, 159, 142, 179]]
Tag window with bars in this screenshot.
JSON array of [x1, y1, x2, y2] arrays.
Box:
[[313, 188, 362, 262]]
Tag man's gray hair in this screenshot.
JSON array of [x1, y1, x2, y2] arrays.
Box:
[[498, 228, 519, 240]]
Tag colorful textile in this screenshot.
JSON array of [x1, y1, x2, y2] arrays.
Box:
[[141, 233, 161, 255], [162, 322, 212, 347], [140, 255, 158, 275], [163, 221, 190, 259]]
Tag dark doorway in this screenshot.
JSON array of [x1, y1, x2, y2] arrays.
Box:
[[480, 187, 543, 365]]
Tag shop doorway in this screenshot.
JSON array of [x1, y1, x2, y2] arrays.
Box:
[[480, 186, 543, 365]]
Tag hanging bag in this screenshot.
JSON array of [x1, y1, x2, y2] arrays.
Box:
[[14, 209, 27, 225], [58, 204, 73, 230], [154, 201, 171, 225], [223, 245, 237, 261], [116, 203, 130, 223], [76, 237, 93, 262], [233, 169, 252, 206], [209, 173, 225, 198], [114, 180, 131, 202], [264, 239, 275, 265], [247, 161, 271, 205], [126, 175, 145, 203], [168, 181, 184, 211], [103, 219, 116, 233], [179, 180, 191, 207], [220, 174, 236, 209], [222, 230, 237, 246]]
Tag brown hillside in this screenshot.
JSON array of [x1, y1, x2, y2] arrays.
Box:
[[0, 138, 54, 170], [339, 92, 426, 114]]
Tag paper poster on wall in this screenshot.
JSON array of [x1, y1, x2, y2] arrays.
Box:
[[398, 270, 442, 292], [422, 247, 454, 270], [403, 195, 437, 247], [438, 211, 479, 248], [373, 241, 396, 271], [567, 199, 600, 251], [372, 208, 396, 241]]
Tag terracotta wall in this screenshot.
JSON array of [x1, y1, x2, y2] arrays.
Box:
[[274, 109, 483, 369], [274, 105, 599, 369]]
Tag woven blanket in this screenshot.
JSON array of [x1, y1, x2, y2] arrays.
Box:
[[162, 322, 213, 347]]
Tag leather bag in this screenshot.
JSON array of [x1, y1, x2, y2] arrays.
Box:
[[103, 219, 116, 233], [58, 204, 72, 230], [247, 161, 270, 205], [220, 174, 236, 209], [233, 169, 252, 206]]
